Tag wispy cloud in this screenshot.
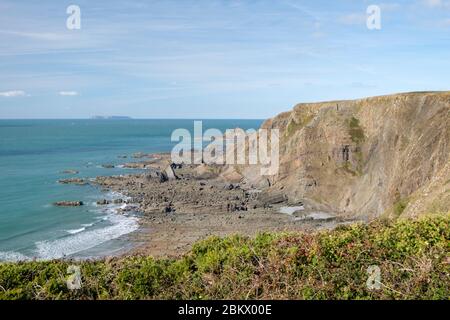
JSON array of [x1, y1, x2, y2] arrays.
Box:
[[421, 0, 450, 8], [0, 30, 67, 41], [338, 13, 366, 25], [0, 90, 26, 97], [59, 91, 79, 96], [0, 1, 449, 119], [379, 3, 402, 11]]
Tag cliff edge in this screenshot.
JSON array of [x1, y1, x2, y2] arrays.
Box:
[[256, 91, 450, 219]]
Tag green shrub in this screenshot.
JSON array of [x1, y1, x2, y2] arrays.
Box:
[[348, 117, 365, 143], [0, 215, 448, 300], [393, 198, 409, 216]]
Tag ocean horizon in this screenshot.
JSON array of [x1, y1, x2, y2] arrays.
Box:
[[0, 118, 265, 120]]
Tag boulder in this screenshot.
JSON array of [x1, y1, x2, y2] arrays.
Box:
[[170, 163, 183, 170], [194, 164, 217, 179], [164, 165, 179, 181], [60, 170, 79, 174], [224, 183, 240, 190], [220, 166, 243, 183], [58, 178, 88, 185], [96, 199, 110, 205], [54, 201, 84, 207], [239, 166, 272, 189], [146, 170, 168, 183], [161, 205, 175, 213], [226, 202, 248, 212], [257, 192, 287, 205]]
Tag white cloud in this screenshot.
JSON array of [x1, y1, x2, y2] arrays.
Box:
[[59, 91, 79, 96], [0, 90, 26, 97]]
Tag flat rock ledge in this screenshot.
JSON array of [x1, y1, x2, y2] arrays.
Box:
[[58, 178, 88, 185], [53, 201, 84, 207]]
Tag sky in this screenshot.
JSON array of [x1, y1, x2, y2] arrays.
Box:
[[0, 0, 449, 119]]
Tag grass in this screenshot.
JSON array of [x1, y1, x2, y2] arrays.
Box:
[[0, 215, 448, 300], [285, 114, 314, 138], [348, 117, 365, 144], [393, 198, 409, 217], [341, 162, 357, 176]]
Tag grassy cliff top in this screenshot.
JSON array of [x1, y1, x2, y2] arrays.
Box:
[[0, 215, 449, 300]]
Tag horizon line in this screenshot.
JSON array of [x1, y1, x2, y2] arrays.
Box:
[[0, 118, 266, 121]]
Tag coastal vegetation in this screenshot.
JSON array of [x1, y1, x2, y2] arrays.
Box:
[[348, 116, 365, 144], [0, 215, 448, 300]]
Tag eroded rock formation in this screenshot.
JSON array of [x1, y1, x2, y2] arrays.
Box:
[[239, 91, 450, 219]]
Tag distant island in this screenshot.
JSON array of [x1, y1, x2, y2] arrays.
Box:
[[91, 116, 132, 120]]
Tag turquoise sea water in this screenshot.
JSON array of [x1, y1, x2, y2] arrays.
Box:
[[0, 119, 262, 261]]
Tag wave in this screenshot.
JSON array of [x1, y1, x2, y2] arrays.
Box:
[[0, 192, 139, 262], [108, 191, 131, 201], [35, 214, 139, 260], [65, 227, 86, 234], [0, 251, 30, 262], [81, 222, 94, 227]]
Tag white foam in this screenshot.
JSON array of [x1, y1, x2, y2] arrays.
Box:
[[35, 214, 139, 260], [66, 227, 86, 234], [81, 222, 94, 227], [0, 192, 139, 262], [0, 251, 30, 262], [110, 191, 131, 201]]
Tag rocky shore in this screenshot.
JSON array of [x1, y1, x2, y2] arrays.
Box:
[[91, 152, 355, 258], [49, 92, 450, 259]]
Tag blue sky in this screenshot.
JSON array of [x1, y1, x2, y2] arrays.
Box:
[[0, 0, 449, 119]]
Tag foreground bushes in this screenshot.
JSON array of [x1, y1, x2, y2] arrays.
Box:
[[0, 216, 448, 300]]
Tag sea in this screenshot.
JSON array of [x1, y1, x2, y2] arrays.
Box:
[[0, 119, 262, 261]]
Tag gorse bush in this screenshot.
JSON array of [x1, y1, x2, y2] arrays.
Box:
[[0, 215, 448, 300]]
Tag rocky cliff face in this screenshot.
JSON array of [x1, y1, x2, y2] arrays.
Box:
[[253, 92, 450, 219]]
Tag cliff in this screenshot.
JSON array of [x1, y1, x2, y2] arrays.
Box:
[[251, 91, 450, 219]]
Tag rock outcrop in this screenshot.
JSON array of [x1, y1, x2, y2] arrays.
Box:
[[164, 165, 179, 181], [60, 170, 79, 174], [58, 178, 88, 185], [240, 91, 450, 219], [54, 201, 84, 207]]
